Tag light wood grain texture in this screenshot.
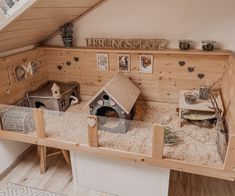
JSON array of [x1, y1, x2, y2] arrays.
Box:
[[1, 130, 235, 181], [38, 146, 47, 174], [0, 0, 106, 52], [33, 109, 46, 138], [88, 115, 99, 148], [224, 135, 235, 171], [0, 49, 48, 105], [61, 149, 71, 166], [33, 109, 47, 174], [152, 125, 164, 159], [169, 170, 235, 196], [87, 73, 140, 114], [42, 47, 229, 103]]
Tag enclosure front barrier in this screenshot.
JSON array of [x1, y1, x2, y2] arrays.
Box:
[[0, 105, 235, 180]]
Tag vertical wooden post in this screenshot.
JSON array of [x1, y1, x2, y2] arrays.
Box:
[[33, 109, 47, 174], [152, 125, 165, 159], [33, 109, 46, 138], [61, 149, 71, 166], [224, 135, 235, 171], [87, 115, 99, 147]]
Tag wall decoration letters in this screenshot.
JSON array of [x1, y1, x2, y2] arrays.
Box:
[[87, 38, 167, 50]]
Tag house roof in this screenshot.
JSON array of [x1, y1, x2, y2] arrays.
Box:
[[88, 74, 141, 115], [0, 0, 106, 52]]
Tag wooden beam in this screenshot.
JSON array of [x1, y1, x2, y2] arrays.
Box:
[[33, 108, 47, 174], [152, 125, 165, 159], [87, 115, 99, 147], [61, 149, 71, 165], [38, 146, 47, 174], [224, 135, 235, 171], [33, 109, 46, 138]]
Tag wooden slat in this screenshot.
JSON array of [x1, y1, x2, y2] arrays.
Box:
[[0, 27, 58, 41], [19, 7, 89, 20], [2, 17, 76, 32], [33, 109, 46, 138], [0, 0, 107, 52], [87, 115, 99, 147], [224, 135, 235, 171], [38, 146, 47, 174], [152, 125, 165, 159], [35, 0, 102, 7]]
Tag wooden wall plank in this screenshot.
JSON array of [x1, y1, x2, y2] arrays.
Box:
[[0, 49, 48, 104], [19, 7, 89, 20], [43, 48, 229, 103], [35, 0, 102, 8], [2, 17, 76, 32], [0, 0, 106, 52]]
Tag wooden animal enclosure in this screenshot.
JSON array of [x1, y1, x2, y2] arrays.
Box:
[[0, 46, 235, 181]]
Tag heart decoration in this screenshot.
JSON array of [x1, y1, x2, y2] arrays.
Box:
[[110, 100, 116, 106], [198, 73, 205, 79], [179, 61, 186, 66], [97, 100, 104, 106], [66, 61, 71, 66], [87, 117, 96, 128], [74, 57, 80, 62], [188, 67, 195, 72], [57, 65, 63, 70]]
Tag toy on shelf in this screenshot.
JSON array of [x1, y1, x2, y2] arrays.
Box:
[[27, 81, 80, 111], [88, 74, 140, 133]]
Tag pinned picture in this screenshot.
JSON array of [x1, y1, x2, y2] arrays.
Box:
[[96, 53, 109, 71], [139, 55, 153, 73], [117, 54, 130, 72]]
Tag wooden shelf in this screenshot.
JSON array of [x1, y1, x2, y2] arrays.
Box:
[[38, 46, 233, 56]]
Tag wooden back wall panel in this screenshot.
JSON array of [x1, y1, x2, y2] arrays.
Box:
[[42, 47, 229, 103], [0, 49, 48, 104]]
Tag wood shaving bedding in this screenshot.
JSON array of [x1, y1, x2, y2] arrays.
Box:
[[31, 101, 223, 167]]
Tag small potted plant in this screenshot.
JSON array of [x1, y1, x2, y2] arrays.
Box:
[[60, 23, 73, 47]]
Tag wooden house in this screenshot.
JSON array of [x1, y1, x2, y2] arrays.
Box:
[[88, 73, 140, 133], [0, 0, 235, 196]]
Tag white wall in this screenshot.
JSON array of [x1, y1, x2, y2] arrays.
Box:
[[47, 0, 235, 51], [0, 141, 29, 174]]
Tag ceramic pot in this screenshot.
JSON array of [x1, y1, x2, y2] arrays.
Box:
[[202, 40, 216, 51], [179, 40, 192, 50]]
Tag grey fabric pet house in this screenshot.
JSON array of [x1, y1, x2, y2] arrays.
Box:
[[88, 74, 140, 133]]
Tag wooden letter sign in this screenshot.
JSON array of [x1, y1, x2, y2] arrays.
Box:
[[86, 38, 168, 50]]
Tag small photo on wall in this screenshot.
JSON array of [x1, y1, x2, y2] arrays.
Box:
[[117, 54, 130, 72], [139, 55, 153, 73], [96, 53, 109, 71]]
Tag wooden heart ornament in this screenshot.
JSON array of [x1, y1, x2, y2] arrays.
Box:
[[87, 117, 97, 127], [198, 73, 205, 79]]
